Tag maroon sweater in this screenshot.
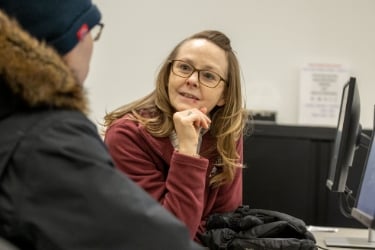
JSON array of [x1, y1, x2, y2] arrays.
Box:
[[105, 116, 243, 241]]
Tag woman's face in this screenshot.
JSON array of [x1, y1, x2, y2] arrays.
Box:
[[168, 39, 228, 113]]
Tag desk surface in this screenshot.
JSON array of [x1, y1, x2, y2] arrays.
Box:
[[313, 227, 374, 250]]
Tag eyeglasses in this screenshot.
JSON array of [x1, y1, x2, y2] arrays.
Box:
[[170, 60, 226, 88], [91, 23, 104, 41]]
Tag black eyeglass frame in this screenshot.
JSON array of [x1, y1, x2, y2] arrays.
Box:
[[169, 60, 227, 88], [92, 23, 104, 41]]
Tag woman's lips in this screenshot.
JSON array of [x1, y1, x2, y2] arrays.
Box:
[[180, 92, 199, 100]]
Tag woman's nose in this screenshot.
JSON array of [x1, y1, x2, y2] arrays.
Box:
[[186, 71, 199, 87]]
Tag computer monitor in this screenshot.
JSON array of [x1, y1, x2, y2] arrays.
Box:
[[326, 77, 361, 193], [352, 127, 375, 229], [326, 77, 371, 220], [325, 106, 375, 248]]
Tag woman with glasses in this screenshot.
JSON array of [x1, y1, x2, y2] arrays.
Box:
[[103, 30, 248, 243]]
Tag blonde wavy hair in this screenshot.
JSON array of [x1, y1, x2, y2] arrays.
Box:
[[103, 30, 248, 187]]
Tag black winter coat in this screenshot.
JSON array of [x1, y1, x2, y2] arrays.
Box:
[[0, 10, 202, 250]]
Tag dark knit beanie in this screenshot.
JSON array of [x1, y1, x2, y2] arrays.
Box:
[[0, 0, 102, 55]]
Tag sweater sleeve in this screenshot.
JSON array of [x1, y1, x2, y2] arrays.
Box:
[[105, 118, 209, 239]]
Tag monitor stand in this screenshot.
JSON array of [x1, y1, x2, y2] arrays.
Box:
[[325, 228, 375, 249]]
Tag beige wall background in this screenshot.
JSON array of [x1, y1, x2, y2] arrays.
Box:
[[88, 0, 375, 129]]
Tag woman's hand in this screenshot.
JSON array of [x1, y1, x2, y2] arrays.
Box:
[[173, 107, 211, 157]]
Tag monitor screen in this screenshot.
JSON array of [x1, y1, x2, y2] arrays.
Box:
[[326, 77, 361, 192], [351, 121, 375, 229]]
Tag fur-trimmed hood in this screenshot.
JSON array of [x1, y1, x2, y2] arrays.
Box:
[[0, 9, 88, 119]]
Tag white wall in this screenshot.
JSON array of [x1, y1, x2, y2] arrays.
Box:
[[88, 0, 375, 129]]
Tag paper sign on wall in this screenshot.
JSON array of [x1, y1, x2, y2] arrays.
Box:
[[298, 63, 350, 127]]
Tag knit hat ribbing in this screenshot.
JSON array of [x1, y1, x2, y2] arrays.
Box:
[[0, 0, 102, 54]]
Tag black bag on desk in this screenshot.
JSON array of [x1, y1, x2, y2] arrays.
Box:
[[200, 205, 317, 250]]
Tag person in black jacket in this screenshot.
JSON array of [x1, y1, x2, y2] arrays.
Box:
[[0, 1, 203, 249]]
